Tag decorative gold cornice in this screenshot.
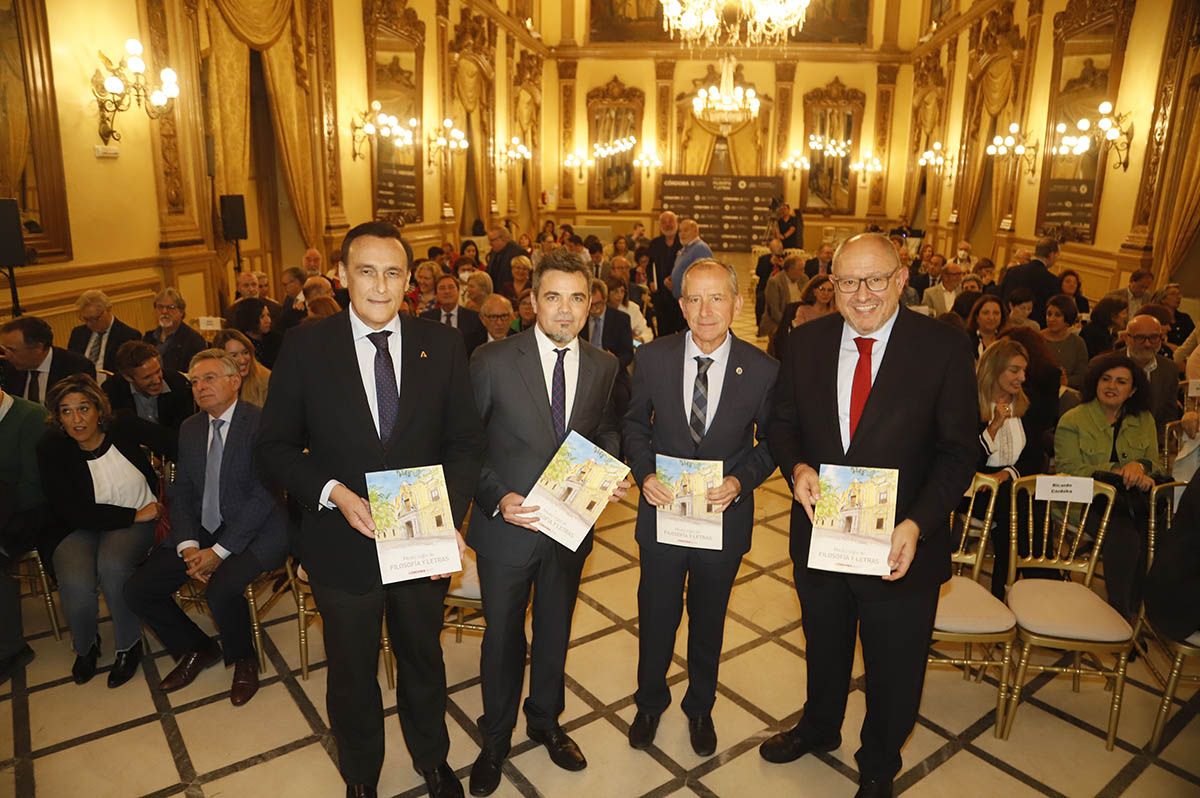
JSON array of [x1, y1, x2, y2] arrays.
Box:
[[803, 77, 865, 109], [586, 75, 644, 106]]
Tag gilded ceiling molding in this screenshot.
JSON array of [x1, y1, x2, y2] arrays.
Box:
[[365, 0, 426, 64], [587, 75, 645, 106], [803, 77, 866, 109]]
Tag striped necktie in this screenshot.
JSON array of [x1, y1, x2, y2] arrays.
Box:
[[689, 356, 713, 445]]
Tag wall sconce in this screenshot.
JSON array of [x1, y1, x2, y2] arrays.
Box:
[[808, 134, 851, 158], [917, 141, 945, 169], [91, 38, 179, 145], [986, 122, 1039, 180], [851, 151, 883, 186], [505, 136, 532, 163], [632, 149, 662, 178], [351, 101, 418, 162], [426, 118, 467, 172], [564, 150, 593, 182], [1051, 101, 1133, 172], [780, 150, 809, 180]]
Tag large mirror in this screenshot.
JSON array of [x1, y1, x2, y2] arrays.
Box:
[[1036, 0, 1134, 243], [0, 0, 70, 262], [587, 76, 643, 211], [365, 0, 424, 224], [802, 78, 864, 216]]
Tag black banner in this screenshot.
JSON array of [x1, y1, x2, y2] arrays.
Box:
[[659, 174, 783, 252]]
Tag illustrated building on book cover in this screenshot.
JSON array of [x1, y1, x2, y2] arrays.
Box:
[[540, 452, 628, 523], [367, 467, 454, 541], [657, 458, 722, 519], [813, 466, 897, 543]]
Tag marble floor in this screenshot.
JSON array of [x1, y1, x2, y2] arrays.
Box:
[[3, 256, 1199, 797]]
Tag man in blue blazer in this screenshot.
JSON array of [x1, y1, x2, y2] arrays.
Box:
[[125, 349, 289, 707], [622, 259, 779, 757]]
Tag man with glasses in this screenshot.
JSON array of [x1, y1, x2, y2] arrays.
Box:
[[763, 233, 976, 798], [479, 294, 515, 343], [485, 225, 525, 294], [921, 260, 964, 315], [277, 267, 308, 332], [1107, 313, 1181, 436], [0, 316, 96, 407], [66, 290, 141, 379], [143, 287, 206, 375]]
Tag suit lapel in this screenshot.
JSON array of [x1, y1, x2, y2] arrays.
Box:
[[818, 316, 846, 459], [329, 311, 385, 455], [846, 308, 909, 461], [218, 403, 244, 496], [515, 332, 559, 444], [665, 334, 690, 443], [567, 341, 598, 431]]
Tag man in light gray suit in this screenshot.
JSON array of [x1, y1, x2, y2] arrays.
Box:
[[467, 248, 629, 796]]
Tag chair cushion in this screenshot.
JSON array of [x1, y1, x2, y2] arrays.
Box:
[[1187, 630, 1200, 647], [935, 576, 1016, 634], [1007, 580, 1132, 642]]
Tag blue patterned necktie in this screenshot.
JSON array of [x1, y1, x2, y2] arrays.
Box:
[[201, 418, 224, 532], [368, 331, 400, 442], [689, 356, 714, 445], [551, 347, 568, 443]]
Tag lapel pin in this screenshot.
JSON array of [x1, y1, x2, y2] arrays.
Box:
[[420, 350, 428, 358], [735, 366, 743, 375]]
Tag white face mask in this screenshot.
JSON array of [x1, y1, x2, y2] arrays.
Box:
[[957, 249, 970, 260]]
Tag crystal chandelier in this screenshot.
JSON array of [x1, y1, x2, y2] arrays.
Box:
[[692, 56, 759, 130], [661, 0, 811, 48]]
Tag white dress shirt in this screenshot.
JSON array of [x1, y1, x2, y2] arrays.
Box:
[[441, 305, 460, 328], [682, 331, 732, 434], [0, 391, 13, 423], [981, 408, 1027, 482], [836, 308, 900, 453], [178, 400, 238, 559], [534, 323, 580, 424], [319, 308, 404, 509]]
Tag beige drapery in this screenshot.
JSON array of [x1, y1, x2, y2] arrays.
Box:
[[0, 9, 29, 202], [681, 113, 758, 175], [957, 56, 1013, 237], [205, 0, 321, 247], [450, 57, 490, 230], [1154, 72, 1200, 283]]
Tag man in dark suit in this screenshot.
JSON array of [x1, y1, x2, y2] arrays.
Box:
[[478, 294, 515, 344], [1000, 237, 1061, 326], [0, 316, 96, 407], [276, 267, 308, 331], [804, 242, 834, 279], [257, 221, 484, 798], [1114, 314, 1180, 436], [647, 211, 681, 293], [124, 349, 288, 706], [67, 290, 142, 377], [485, 225, 525, 292], [104, 341, 195, 433], [466, 248, 627, 796], [755, 240, 784, 324], [422, 273, 487, 357], [143, 287, 207, 375], [763, 234, 977, 798], [1145, 468, 1200, 642], [581, 279, 634, 417], [623, 259, 779, 757]]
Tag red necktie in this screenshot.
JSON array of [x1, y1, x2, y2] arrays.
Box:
[[849, 337, 874, 439]]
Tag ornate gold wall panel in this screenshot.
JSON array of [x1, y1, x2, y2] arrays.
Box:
[[870, 65, 898, 217]]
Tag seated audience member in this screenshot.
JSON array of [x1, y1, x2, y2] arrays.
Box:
[[253, 271, 275, 303], [959, 274, 983, 295], [758, 254, 806, 339], [105, 341, 194, 433], [972, 340, 1051, 598], [1105, 269, 1155, 319], [426, 246, 447, 271], [951, 289, 983, 320], [803, 242, 834, 279], [1000, 326, 1063, 458], [585, 237, 607, 278], [1058, 378, 1083, 418], [973, 258, 999, 294], [1005, 288, 1041, 330], [1080, 295, 1129, 359], [37, 374, 174, 687], [302, 275, 334, 303], [511, 288, 536, 333], [0, 385, 50, 684], [1154, 283, 1195, 349], [1042, 294, 1090, 389], [144, 288, 207, 375], [234, 270, 259, 301], [755, 240, 785, 323], [464, 270, 494, 313], [605, 256, 646, 310], [479, 294, 516, 344], [606, 276, 652, 345], [409, 262, 440, 315], [1, 316, 96, 406], [1144, 468, 1200, 642], [911, 242, 934, 275], [966, 294, 1007, 360], [213, 329, 270, 407], [1135, 303, 1178, 360], [532, 232, 557, 268], [911, 252, 944, 297], [937, 312, 969, 335], [67, 290, 141, 377], [772, 274, 835, 361], [460, 239, 480, 264], [501, 255, 533, 301], [923, 260, 964, 315], [124, 350, 287, 706], [276, 267, 308, 332], [517, 232, 534, 256], [229, 297, 282, 369], [1054, 353, 1159, 619], [305, 295, 341, 322], [1106, 314, 1181, 437], [608, 234, 632, 262], [583, 277, 634, 414], [422, 273, 486, 356], [1058, 269, 1090, 314], [301, 247, 323, 277]]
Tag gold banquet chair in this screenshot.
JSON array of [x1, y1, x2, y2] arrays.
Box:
[[929, 473, 1015, 736], [173, 568, 289, 672], [1131, 480, 1188, 679], [17, 549, 61, 640], [1002, 476, 1132, 749]]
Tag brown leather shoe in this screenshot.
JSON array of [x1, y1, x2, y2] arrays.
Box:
[[159, 643, 221, 692], [230, 658, 259, 706]]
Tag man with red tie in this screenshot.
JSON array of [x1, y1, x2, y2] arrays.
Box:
[[763, 234, 976, 797]]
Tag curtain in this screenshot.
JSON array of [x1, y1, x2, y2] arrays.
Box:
[[1155, 75, 1200, 282], [727, 122, 761, 175], [0, 9, 27, 202], [957, 56, 1013, 237], [206, 9, 250, 201], [681, 120, 716, 174], [211, 0, 291, 48]]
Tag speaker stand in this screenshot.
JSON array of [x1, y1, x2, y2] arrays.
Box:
[[233, 239, 244, 273], [2, 263, 23, 317]]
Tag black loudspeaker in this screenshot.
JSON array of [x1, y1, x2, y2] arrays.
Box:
[[0, 198, 26, 267], [219, 194, 247, 241]]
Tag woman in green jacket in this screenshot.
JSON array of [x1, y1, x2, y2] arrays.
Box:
[[1054, 352, 1159, 619]]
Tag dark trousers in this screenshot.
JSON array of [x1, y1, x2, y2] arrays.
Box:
[[794, 566, 939, 782], [476, 536, 585, 755], [125, 539, 262, 663], [0, 565, 21, 660], [635, 542, 741, 718], [1099, 497, 1150, 620], [310, 576, 451, 785]]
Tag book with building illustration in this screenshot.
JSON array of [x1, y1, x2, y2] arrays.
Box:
[[808, 464, 899, 576], [654, 455, 724, 550], [526, 431, 631, 551], [366, 465, 461, 583]]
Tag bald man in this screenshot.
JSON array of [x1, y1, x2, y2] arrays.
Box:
[[479, 294, 515, 343], [647, 211, 680, 292], [669, 220, 714, 299]]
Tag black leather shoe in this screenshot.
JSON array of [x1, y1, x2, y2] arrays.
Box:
[[469, 750, 504, 796], [854, 778, 893, 798], [628, 711, 660, 749], [420, 762, 463, 798], [0, 643, 34, 686], [527, 725, 587, 771], [688, 714, 717, 757], [107, 640, 142, 688], [759, 723, 840, 763], [345, 785, 376, 798], [72, 637, 101, 685]]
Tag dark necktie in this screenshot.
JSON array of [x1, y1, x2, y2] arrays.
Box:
[[367, 331, 400, 442], [26, 371, 39, 404], [443, 311, 454, 328], [551, 347, 568, 443], [86, 332, 104, 366], [849, 337, 875, 440], [689, 356, 714, 445]]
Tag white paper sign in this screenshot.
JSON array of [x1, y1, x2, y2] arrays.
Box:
[[1188, 380, 1200, 398], [197, 316, 223, 331], [526, 431, 631, 552], [655, 455, 723, 550], [1035, 475, 1094, 503], [367, 465, 462, 583]]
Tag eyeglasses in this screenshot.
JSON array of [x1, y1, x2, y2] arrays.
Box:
[[830, 266, 902, 294], [1128, 333, 1162, 344], [154, 303, 180, 312], [481, 313, 512, 321]]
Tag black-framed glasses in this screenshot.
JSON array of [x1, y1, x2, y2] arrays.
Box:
[[830, 266, 902, 294], [154, 303, 180, 312]]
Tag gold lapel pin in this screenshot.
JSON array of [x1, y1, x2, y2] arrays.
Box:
[[735, 366, 743, 375], [420, 350, 428, 358]]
